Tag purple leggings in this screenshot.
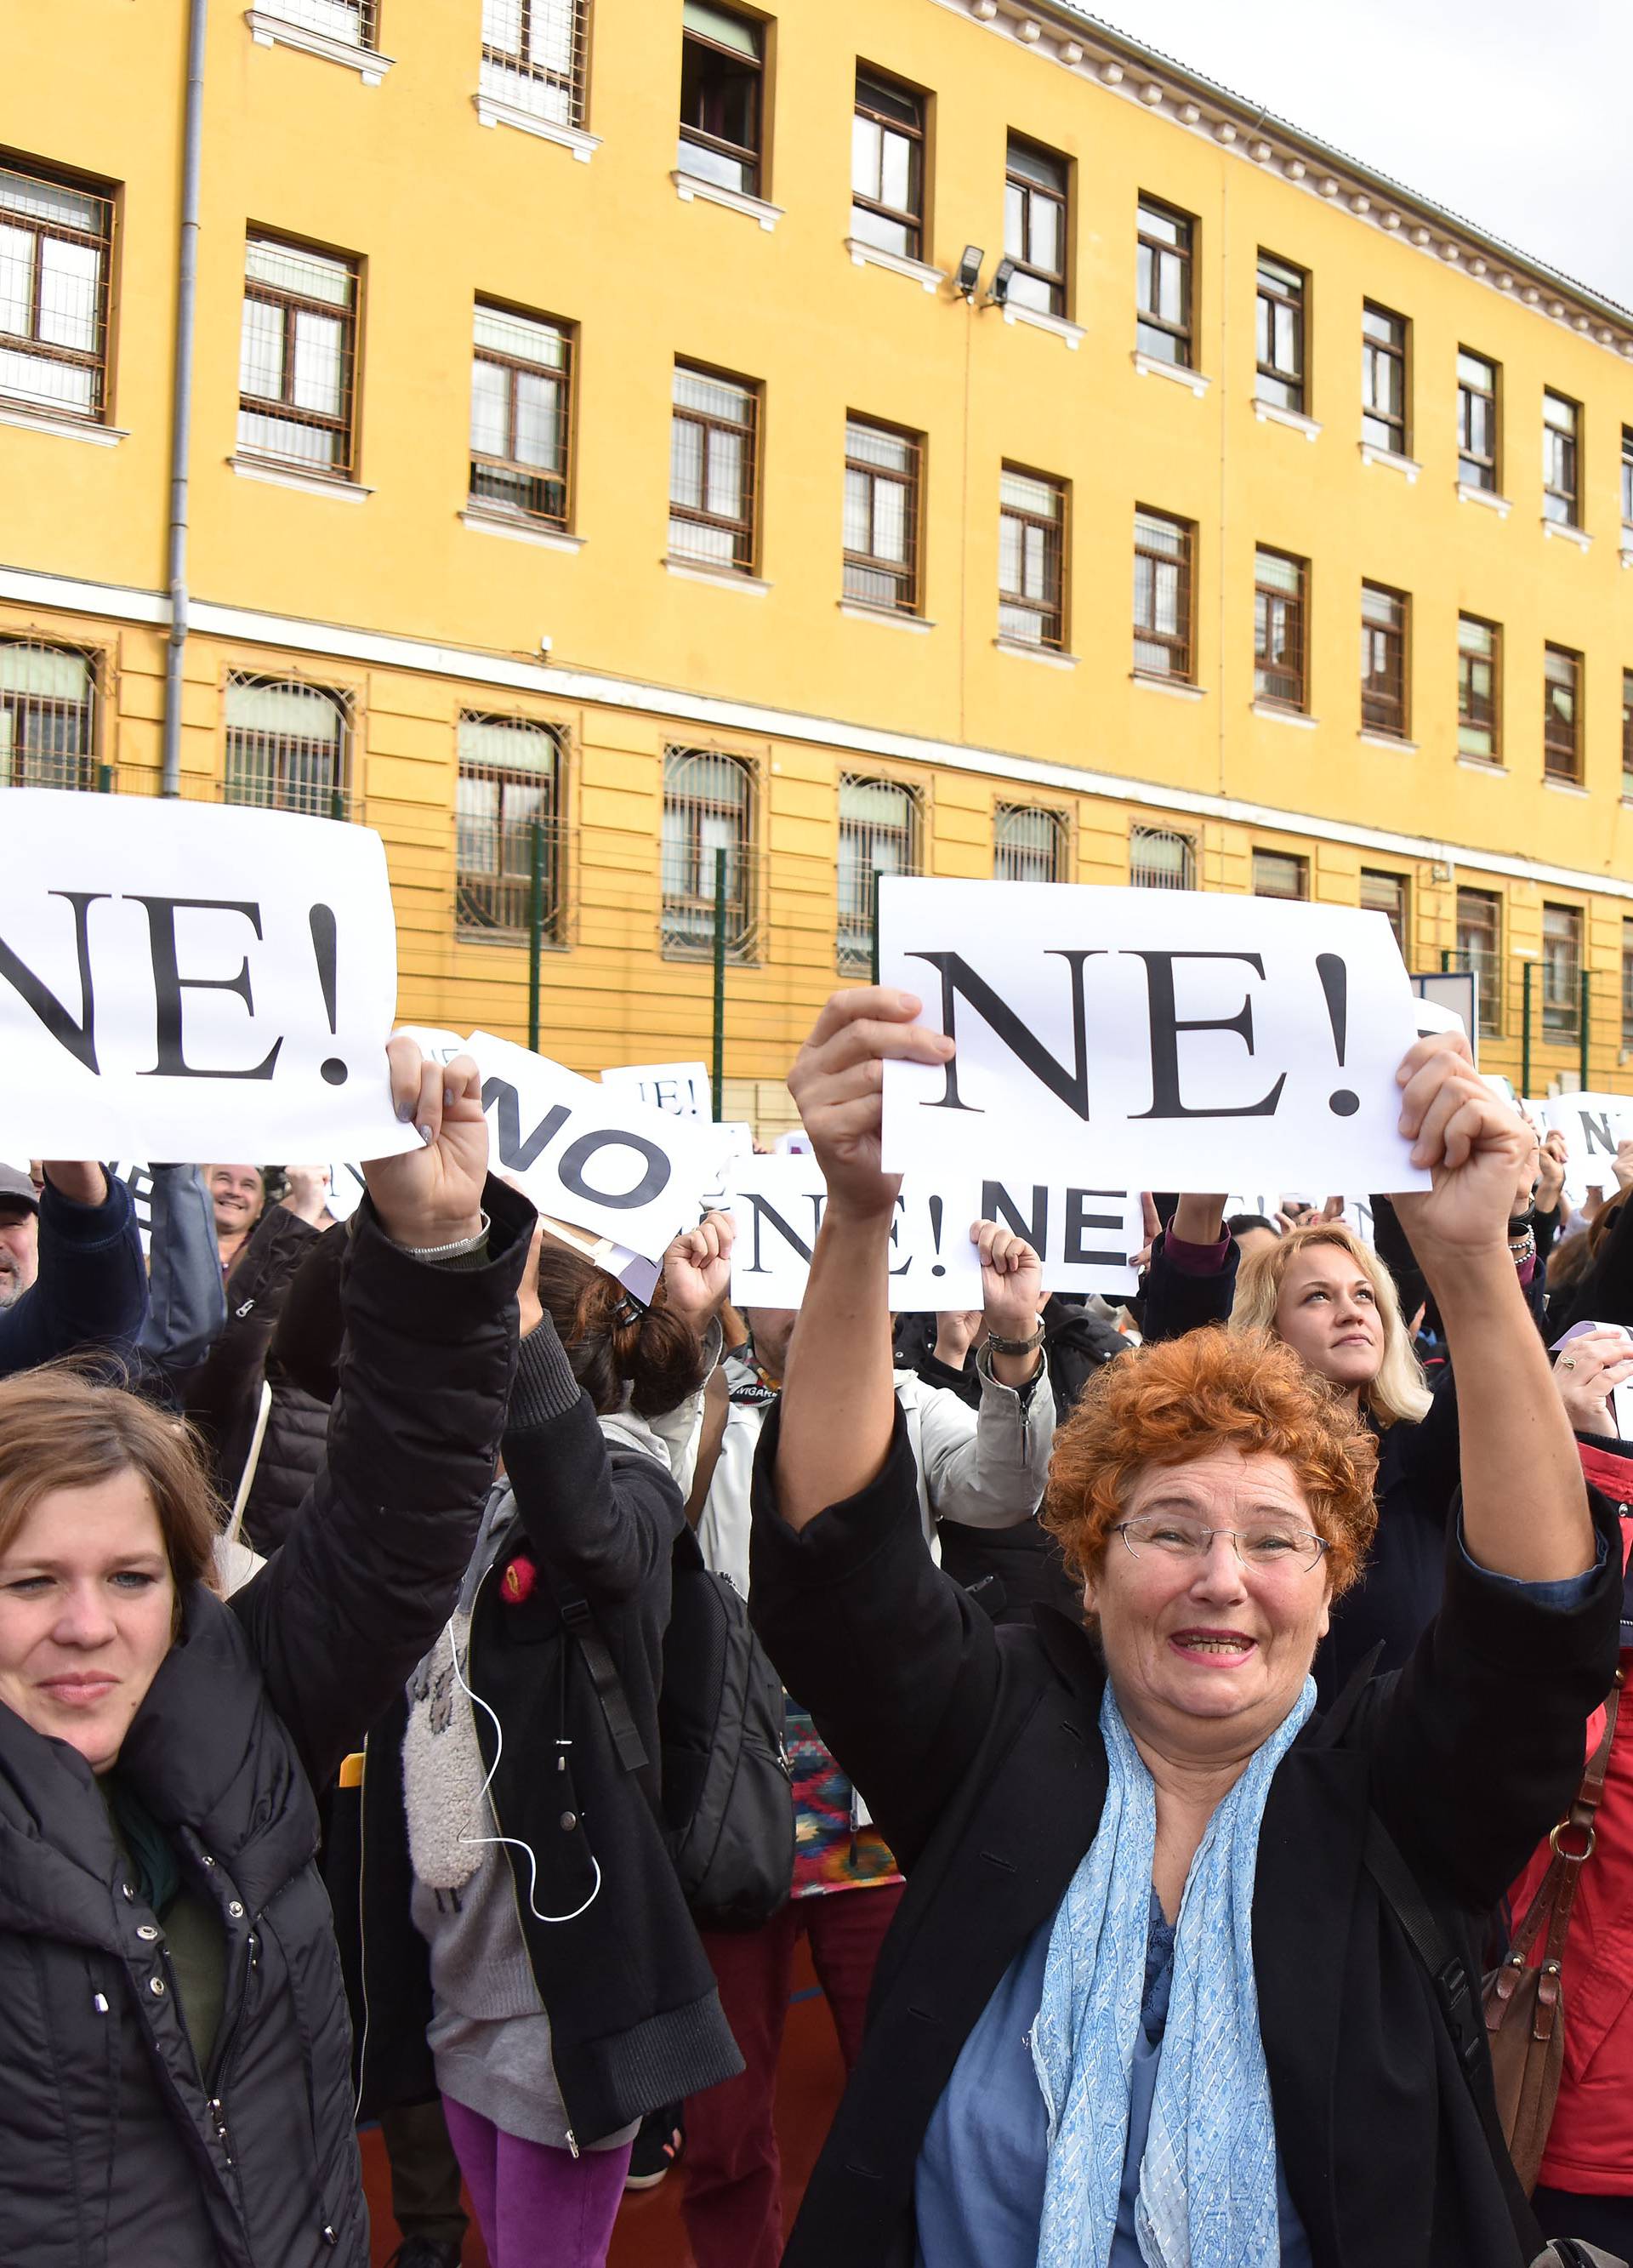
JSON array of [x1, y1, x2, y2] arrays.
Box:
[[441, 2095, 633, 2268]]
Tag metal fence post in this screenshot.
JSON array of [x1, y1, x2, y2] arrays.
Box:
[[1580, 966, 1591, 1091], [712, 846, 728, 1121], [97, 763, 113, 794], [1521, 960, 1533, 1097], [330, 786, 345, 824], [527, 818, 543, 1054], [870, 865, 881, 986]]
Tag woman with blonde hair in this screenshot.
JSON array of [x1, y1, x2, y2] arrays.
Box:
[[1230, 1219, 1432, 1427]]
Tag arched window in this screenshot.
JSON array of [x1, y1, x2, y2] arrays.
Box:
[[662, 746, 757, 960], [456, 713, 564, 937], [1129, 825, 1196, 892], [1, 640, 98, 790], [224, 675, 349, 816]]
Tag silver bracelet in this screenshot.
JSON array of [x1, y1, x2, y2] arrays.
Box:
[[396, 1210, 490, 1262]]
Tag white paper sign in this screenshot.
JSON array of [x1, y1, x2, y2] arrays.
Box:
[[879, 880, 1428, 1197], [0, 791, 419, 1165], [979, 1177, 1144, 1295], [600, 1060, 712, 1119], [105, 1160, 155, 1254], [727, 1154, 984, 1311], [1538, 1091, 1633, 1211]]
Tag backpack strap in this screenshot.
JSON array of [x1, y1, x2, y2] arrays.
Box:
[[554, 1589, 649, 1776]]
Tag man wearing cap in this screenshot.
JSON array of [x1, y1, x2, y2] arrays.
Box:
[[0, 1159, 148, 1377]]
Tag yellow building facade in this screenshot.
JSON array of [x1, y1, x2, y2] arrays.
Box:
[[5, 0, 1633, 1122]]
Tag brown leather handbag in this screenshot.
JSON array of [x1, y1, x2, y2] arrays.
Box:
[[1484, 1669, 1624, 2194]]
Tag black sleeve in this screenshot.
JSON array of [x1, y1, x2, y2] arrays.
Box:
[[1140, 1231, 1236, 1344], [184, 1205, 323, 1489], [1550, 1194, 1633, 1341], [0, 1173, 148, 1379]]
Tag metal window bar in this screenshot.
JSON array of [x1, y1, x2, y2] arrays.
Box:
[[237, 237, 358, 479], [1254, 549, 1306, 709], [1544, 645, 1581, 781], [0, 638, 102, 789], [1360, 584, 1408, 738], [469, 303, 572, 527], [1129, 825, 1196, 891], [1457, 352, 1498, 490], [678, 4, 764, 198], [1457, 615, 1499, 761], [1361, 305, 1408, 455], [1622, 427, 1633, 530], [1360, 869, 1408, 954], [999, 468, 1065, 648], [669, 363, 758, 572], [1133, 508, 1192, 679], [661, 746, 758, 961], [223, 674, 351, 818], [851, 70, 925, 260], [844, 419, 921, 613], [838, 772, 918, 974], [1455, 887, 1503, 1038], [455, 715, 566, 937], [0, 164, 113, 421], [1252, 850, 1307, 901], [481, 0, 590, 128], [993, 802, 1067, 883], [1543, 391, 1579, 526], [258, 0, 378, 46], [1255, 253, 1305, 413], [1135, 198, 1192, 368], [1004, 140, 1068, 317], [1623, 670, 1633, 793], [1541, 905, 1583, 1039]]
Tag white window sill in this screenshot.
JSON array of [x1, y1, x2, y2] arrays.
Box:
[[840, 599, 935, 633], [244, 9, 395, 82], [664, 554, 771, 592], [1544, 775, 1590, 796], [0, 400, 127, 447], [472, 91, 600, 160], [1251, 698, 1317, 727], [844, 238, 945, 293], [230, 454, 372, 502], [1254, 399, 1322, 441], [1456, 755, 1506, 774], [1358, 729, 1417, 753], [672, 170, 782, 231], [1130, 670, 1204, 700], [460, 508, 585, 553], [1456, 482, 1511, 518], [994, 635, 1075, 668], [1130, 350, 1210, 397], [1542, 518, 1593, 552], [1359, 442, 1420, 484], [999, 300, 1084, 350]]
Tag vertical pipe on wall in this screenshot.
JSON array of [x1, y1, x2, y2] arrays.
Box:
[[711, 846, 728, 1120], [527, 820, 544, 1054], [161, 0, 208, 798], [1580, 966, 1591, 1092], [1522, 960, 1534, 1099]]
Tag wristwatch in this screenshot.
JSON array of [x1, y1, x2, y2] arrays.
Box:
[[986, 1319, 1046, 1357]]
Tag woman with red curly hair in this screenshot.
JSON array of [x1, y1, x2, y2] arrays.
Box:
[[746, 989, 1620, 2268]]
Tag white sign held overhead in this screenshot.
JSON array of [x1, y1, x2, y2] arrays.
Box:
[[0, 791, 419, 1165], [1537, 1091, 1633, 1211], [878, 879, 1428, 1197], [600, 1061, 713, 1119], [979, 1179, 1144, 1296], [727, 1154, 983, 1312]]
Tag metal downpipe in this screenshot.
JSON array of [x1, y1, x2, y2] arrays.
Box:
[[161, 0, 208, 798]]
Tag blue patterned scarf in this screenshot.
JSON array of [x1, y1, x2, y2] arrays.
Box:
[[1032, 1676, 1315, 2268]]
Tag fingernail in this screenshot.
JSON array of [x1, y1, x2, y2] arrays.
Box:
[[444, 1086, 457, 1109], [396, 1098, 415, 1123], [418, 1123, 435, 1147]]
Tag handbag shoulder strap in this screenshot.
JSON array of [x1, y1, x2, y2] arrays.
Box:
[[1525, 1670, 1624, 1973], [552, 1585, 650, 1777]]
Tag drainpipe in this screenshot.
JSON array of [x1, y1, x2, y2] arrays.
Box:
[[161, 0, 208, 798]]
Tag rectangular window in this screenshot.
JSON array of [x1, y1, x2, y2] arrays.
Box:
[[237, 236, 358, 477], [1624, 669, 1633, 799], [1255, 252, 1306, 414], [481, 0, 591, 130], [998, 466, 1067, 648], [838, 772, 919, 973], [844, 419, 921, 613], [259, 0, 378, 43], [1544, 643, 1582, 782], [851, 68, 925, 259], [1457, 615, 1500, 762], [1254, 546, 1307, 710], [456, 713, 564, 938], [1542, 903, 1583, 1040], [0, 639, 98, 790], [993, 802, 1067, 883], [661, 746, 757, 960], [1623, 918, 1633, 1049], [1457, 350, 1498, 491], [1129, 824, 1196, 891], [1455, 886, 1503, 1038], [1004, 136, 1068, 318], [1543, 390, 1580, 526], [1135, 197, 1193, 368], [1132, 507, 1193, 681], [1623, 426, 1633, 533], [1361, 304, 1408, 455], [469, 302, 572, 528], [1360, 868, 1408, 955], [1252, 849, 1307, 900], [0, 161, 113, 421], [679, 2, 764, 198], [224, 675, 350, 818], [669, 362, 758, 573], [1360, 582, 1408, 738]]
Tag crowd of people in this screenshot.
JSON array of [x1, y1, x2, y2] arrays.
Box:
[[2, 999, 1631, 2268]]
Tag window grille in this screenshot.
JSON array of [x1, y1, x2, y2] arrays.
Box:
[[851, 70, 925, 259], [1544, 644, 1582, 782], [1004, 138, 1068, 316], [838, 772, 919, 974], [0, 162, 113, 421], [456, 714, 565, 938], [844, 419, 921, 613], [1255, 252, 1306, 414], [669, 362, 758, 572], [1360, 583, 1408, 738], [678, 3, 764, 197], [1457, 615, 1499, 761], [1622, 426, 1633, 533], [1136, 198, 1193, 368], [469, 303, 572, 527], [661, 747, 757, 960], [1543, 390, 1579, 527], [1251, 850, 1306, 901], [0, 638, 101, 789], [1253, 548, 1306, 710], [994, 803, 1067, 883], [257, 0, 378, 44], [1360, 869, 1408, 955], [1623, 669, 1633, 800], [1129, 825, 1195, 891], [223, 675, 350, 818], [481, 0, 590, 128], [1362, 304, 1408, 455], [999, 467, 1066, 648], [1458, 351, 1498, 491], [1132, 508, 1192, 680], [1455, 886, 1503, 1038], [237, 236, 359, 478], [1542, 903, 1583, 1040]]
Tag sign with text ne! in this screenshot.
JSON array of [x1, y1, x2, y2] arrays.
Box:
[[0, 791, 419, 1165], [878, 879, 1429, 1196], [727, 1154, 985, 1312], [1538, 1091, 1633, 1211]]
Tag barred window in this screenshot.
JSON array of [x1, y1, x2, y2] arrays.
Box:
[[1624, 669, 1633, 799], [1252, 849, 1306, 900], [1254, 547, 1306, 711], [661, 747, 756, 960], [999, 467, 1066, 648], [994, 803, 1067, 883], [469, 303, 572, 527], [1362, 304, 1408, 456], [1360, 583, 1408, 739], [844, 419, 921, 613], [1136, 197, 1193, 368], [1622, 426, 1633, 533], [679, 2, 764, 199], [1004, 137, 1068, 317], [1457, 614, 1499, 761], [1129, 825, 1195, 891], [258, 0, 378, 43], [1255, 253, 1306, 415], [1, 640, 99, 790], [852, 69, 925, 260], [1458, 351, 1498, 491], [456, 715, 564, 938], [1133, 508, 1192, 681], [1360, 868, 1408, 954], [1544, 643, 1582, 783], [224, 675, 350, 817], [1623, 917, 1633, 1049], [0, 162, 113, 422], [1455, 886, 1502, 1039], [481, 0, 590, 129], [838, 772, 918, 974], [1543, 390, 1579, 527], [1542, 903, 1583, 1040], [237, 236, 358, 478], [669, 362, 759, 573]]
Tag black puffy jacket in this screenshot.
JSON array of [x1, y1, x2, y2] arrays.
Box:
[[0, 1183, 529, 2268]]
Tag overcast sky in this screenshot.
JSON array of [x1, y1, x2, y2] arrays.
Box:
[[1088, 1, 1633, 311]]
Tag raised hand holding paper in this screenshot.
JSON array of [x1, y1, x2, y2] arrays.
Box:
[[878, 878, 1428, 1196]]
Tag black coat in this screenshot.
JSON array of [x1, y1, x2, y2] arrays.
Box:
[[0, 1186, 528, 2268], [748, 1405, 1621, 2268]]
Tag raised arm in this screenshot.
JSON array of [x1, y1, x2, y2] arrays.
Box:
[[917, 1219, 1057, 1528], [136, 1165, 228, 1385], [0, 1163, 148, 1379]]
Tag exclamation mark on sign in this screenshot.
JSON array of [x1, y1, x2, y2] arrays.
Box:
[[310, 905, 348, 1086], [927, 1193, 946, 1276], [1317, 953, 1358, 1117]]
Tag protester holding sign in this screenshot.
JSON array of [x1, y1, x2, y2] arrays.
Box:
[[0, 1157, 147, 1379]]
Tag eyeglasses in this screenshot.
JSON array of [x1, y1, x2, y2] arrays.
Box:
[[1112, 1515, 1330, 1575]]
